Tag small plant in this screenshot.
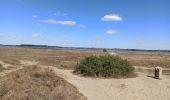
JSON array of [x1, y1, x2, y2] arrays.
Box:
[[103, 49, 107, 53], [74, 55, 134, 78]]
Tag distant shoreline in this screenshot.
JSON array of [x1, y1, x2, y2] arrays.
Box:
[[0, 44, 170, 54]]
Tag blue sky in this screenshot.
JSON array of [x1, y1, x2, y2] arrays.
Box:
[[0, 0, 169, 50]]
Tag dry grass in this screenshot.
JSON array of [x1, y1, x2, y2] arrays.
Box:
[[0, 65, 86, 100], [0, 48, 95, 69], [0, 64, 5, 72], [0, 47, 170, 69], [119, 53, 170, 68]]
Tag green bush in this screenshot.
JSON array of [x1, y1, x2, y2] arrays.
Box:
[[74, 55, 134, 78], [103, 49, 107, 53]]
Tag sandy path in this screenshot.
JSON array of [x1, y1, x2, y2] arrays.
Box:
[[20, 60, 38, 65], [0, 60, 38, 77], [0, 61, 23, 77], [46, 66, 170, 100]]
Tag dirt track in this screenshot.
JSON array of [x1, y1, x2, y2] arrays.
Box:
[[0, 61, 22, 77], [47, 66, 170, 100]]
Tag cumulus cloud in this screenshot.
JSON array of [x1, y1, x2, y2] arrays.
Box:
[[106, 29, 117, 35], [101, 14, 122, 21], [39, 19, 77, 26]]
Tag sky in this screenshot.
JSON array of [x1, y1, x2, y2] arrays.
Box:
[[0, 0, 170, 50]]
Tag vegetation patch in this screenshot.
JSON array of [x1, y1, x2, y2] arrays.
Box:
[[74, 55, 135, 78], [0, 65, 86, 100]]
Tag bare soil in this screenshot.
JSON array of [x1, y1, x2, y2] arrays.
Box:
[[46, 66, 170, 100]]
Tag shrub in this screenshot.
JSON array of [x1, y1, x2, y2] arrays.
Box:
[[103, 49, 107, 53], [74, 55, 134, 78]]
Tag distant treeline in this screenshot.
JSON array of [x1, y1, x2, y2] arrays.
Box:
[[20, 44, 51, 47], [0, 44, 170, 52], [111, 48, 170, 52]]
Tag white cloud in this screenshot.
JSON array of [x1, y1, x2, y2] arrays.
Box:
[[33, 15, 38, 18], [101, 14, 122, 21], [106, 29, 117, 35], [39, 19, 76, 26], [57, 21, 76, 26], [39, 19, 56, 24]]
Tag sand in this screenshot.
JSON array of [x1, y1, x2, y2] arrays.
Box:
[[46, 66, 170, 100]]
